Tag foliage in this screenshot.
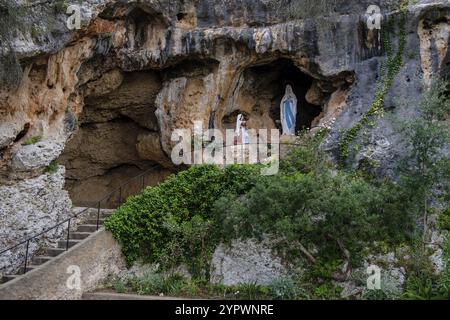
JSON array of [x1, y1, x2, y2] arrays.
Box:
[[158, 214, 213, 278], [268, 276, 308, 300], [396, 77, 450, 251], [45, 160, 59, 174], [436, 234, 450, 299], [313, 282, 343, 300], [108, 128, 418, 297], [110, 272, 310, 300], [361, 273, 403, 300], [402, 273, 436, 300], [439, 207, 450, 231], [111, 278, 126, 294], [105, 165, 260, 269], [400, 234, 450, 300], [215, 164, 414, 268], [22, 136, 42, 146], [280, 129, 331, 175], [53, 0, 70, 14]]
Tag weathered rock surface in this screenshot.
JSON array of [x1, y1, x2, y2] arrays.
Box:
[[210, 238, 287, 285], [0, 166, 72, 274], [11, 141, 64, 172]]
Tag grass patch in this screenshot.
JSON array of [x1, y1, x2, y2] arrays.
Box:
[[108, 273, 309, 300]]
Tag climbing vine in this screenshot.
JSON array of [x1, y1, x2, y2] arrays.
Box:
[[338, 5, 407, 166]]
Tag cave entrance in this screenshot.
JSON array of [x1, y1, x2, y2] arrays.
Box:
[[58, 70, 174, 209], [223, 59, 323, 134], [252, 59, 321, 131]]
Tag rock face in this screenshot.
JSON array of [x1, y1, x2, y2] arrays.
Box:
[[0, 0, 449, 278], [210, 239, 287, 286], [0, 167, 72, 274]]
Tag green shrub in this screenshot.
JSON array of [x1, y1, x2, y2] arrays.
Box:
[[45, 160, 59, 174], [361, 273, 403, 300], [438, 207, 450, 231], [130, 272, 166, 295], [313, 282, 343, 300], [436, 234, 450, 299], [268, 276, 307, 300], [111, 278, 126, 294], [53, 0, 70, 13], [280, 129, 331, 175], [105, 164, 260, 269], [402, 274, 436, 300], [215, 169, 413, 268]]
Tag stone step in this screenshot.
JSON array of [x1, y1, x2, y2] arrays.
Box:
[[57, 239, 82, 249], [101, 210, 115, 219], [69, 232, 92, 240], [25, 265, 39, 273], [86, 219, 105, 226], [73, 207, 115, 219], [44, 247, 66, 257], [77, 224, 99, 233], [32, 256, 53, 265], [1, 274, 20, 284]]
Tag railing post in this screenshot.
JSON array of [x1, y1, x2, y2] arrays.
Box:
[[66, 219, 71, 250], [23, 240, 29, 274], [142, 174, 145, 192], [96, 202, 101, 230], [119, 187, 122, 204]]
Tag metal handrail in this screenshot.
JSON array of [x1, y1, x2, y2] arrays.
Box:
[[0, 164, 162, 274]]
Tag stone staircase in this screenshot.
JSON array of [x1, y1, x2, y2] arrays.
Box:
[[1, 208, 115, 284]]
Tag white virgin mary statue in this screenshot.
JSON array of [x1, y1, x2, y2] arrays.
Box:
[[280, 85, 297, 135]]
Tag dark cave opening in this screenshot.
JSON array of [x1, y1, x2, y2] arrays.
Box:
[[249, 59, 322, 131], [222, 59, 324, 134], [58, 70, 174, 208]]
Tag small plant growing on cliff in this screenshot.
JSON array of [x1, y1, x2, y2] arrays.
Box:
[[22, 136, 41, 146], [45, 160, 59, 174]]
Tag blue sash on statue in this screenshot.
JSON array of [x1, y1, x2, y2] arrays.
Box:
[[284, 99, 295, 131]]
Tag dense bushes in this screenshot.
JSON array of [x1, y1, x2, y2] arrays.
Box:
[[106, 129, 416, 281], [215, 149, 415, 270], [105, 165, 260, 272]]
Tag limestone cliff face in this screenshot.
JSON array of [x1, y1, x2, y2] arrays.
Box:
[[0, 0, 449, 272]]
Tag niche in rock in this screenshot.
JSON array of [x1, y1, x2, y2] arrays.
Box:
[[124, 6, 168, 51], [222, 59, 323, 133], [58, 70, 174, 208]]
